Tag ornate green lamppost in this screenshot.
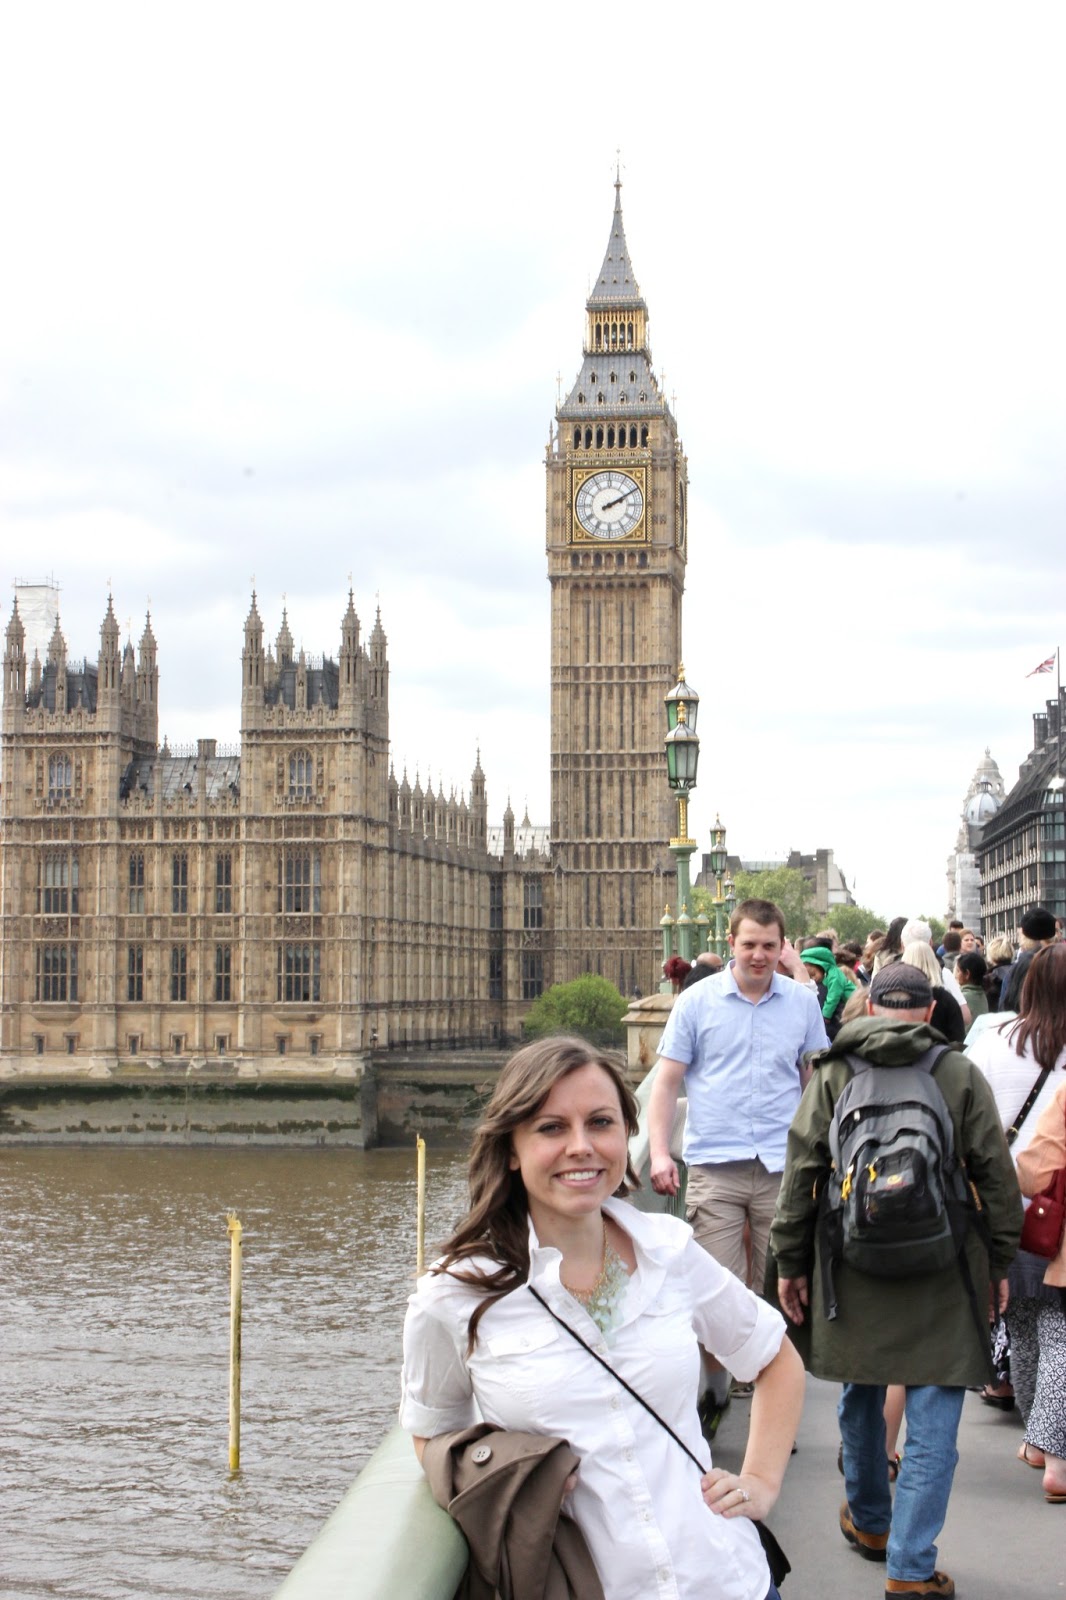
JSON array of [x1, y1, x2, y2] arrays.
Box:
[[707, 815, 728, 957], [664, 667, 700, 964], [706, 816, 737, 958]]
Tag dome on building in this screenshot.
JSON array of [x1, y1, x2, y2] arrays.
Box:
[[966, 747, 1005, 804], [965, 779, 1001, 825]]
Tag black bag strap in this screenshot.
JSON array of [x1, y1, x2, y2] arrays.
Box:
[[526, 1284, 792, 1585], [1006, 1068, 1052, 1147], [527, 1284, 704, 1470]]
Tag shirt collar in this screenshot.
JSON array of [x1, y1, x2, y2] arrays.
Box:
[[526, 1194, 689, 1284], [723, 960, 783, 1004]]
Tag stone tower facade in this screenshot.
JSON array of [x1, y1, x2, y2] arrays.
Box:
[[546, 180, 687, 994]]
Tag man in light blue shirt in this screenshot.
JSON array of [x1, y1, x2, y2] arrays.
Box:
[[647, 898, 829, 1299]]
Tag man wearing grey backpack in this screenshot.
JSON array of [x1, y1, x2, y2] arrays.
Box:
[[769, 962, 1022, 1599]]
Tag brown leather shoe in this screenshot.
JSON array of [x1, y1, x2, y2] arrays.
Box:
[[885, 1573, 955, 1597], [839, 1502, 889, 1562]]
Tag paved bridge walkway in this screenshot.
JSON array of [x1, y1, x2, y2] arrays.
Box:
[[712, 1375, 1062, 1599]]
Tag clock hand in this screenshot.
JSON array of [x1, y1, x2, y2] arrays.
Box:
[[601, 494, 627, 510]]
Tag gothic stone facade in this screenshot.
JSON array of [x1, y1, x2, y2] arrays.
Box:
[[0, 595, 553, 1070], [0, 185, 684, 1071]]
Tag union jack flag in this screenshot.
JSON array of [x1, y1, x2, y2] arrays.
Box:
[[1027, 653, 1056, 677]]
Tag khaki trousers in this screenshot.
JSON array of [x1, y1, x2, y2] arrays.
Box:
[[685, 1158, 782, 1295]]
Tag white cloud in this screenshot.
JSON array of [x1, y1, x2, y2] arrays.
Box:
[[2, 0, 1065, 922]]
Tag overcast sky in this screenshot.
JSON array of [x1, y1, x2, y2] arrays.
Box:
[[2, 2, 1064, 922]]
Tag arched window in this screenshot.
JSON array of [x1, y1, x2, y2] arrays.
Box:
[[607, 426, 615, 448], [597, 392, 604, 404], [573, 426, 580, 448], [577, 391, 586, 404], [48, 753, 72, 803], [289, 750, 313, 800], [627, 322, 634, 347], [629, 425, 637, 447], [609, 371, 616, 384], [584, 427, 592, 448], [594, 325, 602, 350], [595, 426, 604, 448], [640, 425, 649, 446]]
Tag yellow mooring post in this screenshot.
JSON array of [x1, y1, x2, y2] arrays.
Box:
[[226, 1213, 242, 1472], [416, 1135, 426, 1276]]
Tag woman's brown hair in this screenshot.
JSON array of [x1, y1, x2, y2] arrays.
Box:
[[434, 1036, 640, 1347], [1008, 943, 1066, 1071]]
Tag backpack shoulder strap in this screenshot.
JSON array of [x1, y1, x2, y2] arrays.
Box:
[[908, 1043, 954, 1078]]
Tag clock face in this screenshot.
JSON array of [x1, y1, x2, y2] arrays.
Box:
[[574, 470, 644, 540]]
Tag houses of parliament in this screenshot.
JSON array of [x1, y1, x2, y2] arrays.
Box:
[[0, 184, 688, 1072]]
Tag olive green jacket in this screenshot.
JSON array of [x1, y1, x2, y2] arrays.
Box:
[[768, 1015, 1023, 1387]]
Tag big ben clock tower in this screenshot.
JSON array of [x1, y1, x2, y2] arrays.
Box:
[[547, 179, 688, 994]]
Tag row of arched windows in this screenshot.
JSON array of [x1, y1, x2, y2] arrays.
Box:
[[572, 424, 649, 450], [593, 320, 636, 351]]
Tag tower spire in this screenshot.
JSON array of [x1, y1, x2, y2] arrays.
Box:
[[589, 173, 643, 308]]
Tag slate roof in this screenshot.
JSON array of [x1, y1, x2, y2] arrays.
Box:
[[27, 660, 98, 713], [265, 658, 340, 711], [559, 348, 666, 419], [120, 752, 241, 803], [589, 181, 644, 306]]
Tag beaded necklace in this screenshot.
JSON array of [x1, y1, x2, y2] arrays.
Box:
[[561, 1217, 630, 1334]]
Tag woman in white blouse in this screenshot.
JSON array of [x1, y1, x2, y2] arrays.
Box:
[[400, 1036, 804, 1600], [967, 944, 1066, 1483]]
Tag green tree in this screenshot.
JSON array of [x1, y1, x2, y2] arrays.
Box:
[[522, 974, 628, 1046], [816, 904, 887, 945], [713, 867, 815, 942], [920, 914, 947, 946]]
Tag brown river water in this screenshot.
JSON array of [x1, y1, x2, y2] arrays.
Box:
[[0, 1145, 469, 1600]]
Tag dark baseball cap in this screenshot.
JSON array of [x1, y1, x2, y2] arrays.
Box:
[[869, 963, 933, 1010]]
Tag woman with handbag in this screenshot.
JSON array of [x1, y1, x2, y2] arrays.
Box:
[[968, 944, 1066, 1486], [400, 1036, 804, 1600], [1015, 1081, 1066, 1503]]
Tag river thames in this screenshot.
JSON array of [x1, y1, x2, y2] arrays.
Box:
[[0, 1145, 468, 1600]]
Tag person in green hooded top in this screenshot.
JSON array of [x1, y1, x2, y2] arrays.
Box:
[[801, 943, 855, 1039]]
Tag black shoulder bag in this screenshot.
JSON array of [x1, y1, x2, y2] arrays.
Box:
[[527, 1285, 790, 1588]]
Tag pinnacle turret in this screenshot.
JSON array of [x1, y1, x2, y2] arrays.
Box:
[[276, 608, 293, 666], [47, 614, 66, 662], [6, 598, 24, 649]]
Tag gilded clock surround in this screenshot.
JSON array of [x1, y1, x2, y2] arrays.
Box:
[[571, 465, 647, 543]]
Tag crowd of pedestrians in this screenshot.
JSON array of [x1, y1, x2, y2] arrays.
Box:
[[399, 898, 1064, 1600], [652, 901, 1064, 1596]]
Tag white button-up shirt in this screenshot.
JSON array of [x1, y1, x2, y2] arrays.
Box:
[[400, 1198, 787, 1600]]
